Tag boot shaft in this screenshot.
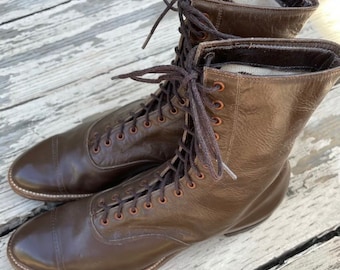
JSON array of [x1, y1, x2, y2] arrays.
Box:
[[192, 0, 319, 38], [197, 38, 340, 180], [171, 0, 319, 67]]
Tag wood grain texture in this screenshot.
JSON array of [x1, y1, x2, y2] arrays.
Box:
[[0, 0, 71, 25], [278, 236, 340, 270], [0, 0, 339, 269], [0, 235, 11, 270]]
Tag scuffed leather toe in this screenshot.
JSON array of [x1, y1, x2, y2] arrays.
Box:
[[8, 136, 62, 200], [7, 211, 57, 270]]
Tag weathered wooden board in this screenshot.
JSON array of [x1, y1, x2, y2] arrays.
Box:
[[0, 0, 339, 269], [0, 0, 178, 110], [0, 235, 11, 270], [0, 0, 71, 25], [278, 236, 340, 270]]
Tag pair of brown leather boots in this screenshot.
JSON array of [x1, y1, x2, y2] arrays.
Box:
[[7, 1, 340, 269]]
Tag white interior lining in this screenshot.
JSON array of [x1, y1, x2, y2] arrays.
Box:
[[221, 63, 306, 76], [231, 0, 282, 7]]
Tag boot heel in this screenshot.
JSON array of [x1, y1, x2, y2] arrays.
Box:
[[224, 162, 291, 236]]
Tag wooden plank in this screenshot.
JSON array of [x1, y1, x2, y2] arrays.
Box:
[[278, 236, 340, 270], [0, 0, 71, 25], [0, 0, 178, 110], [0, 234, 11, 270], [0, 0, 339, 269]]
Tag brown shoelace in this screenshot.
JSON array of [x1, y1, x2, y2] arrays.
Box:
[[99, 47, 236, 223], [90, 0, 236, 153]]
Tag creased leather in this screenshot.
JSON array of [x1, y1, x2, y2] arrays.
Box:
[[8, 39, 340, 270]]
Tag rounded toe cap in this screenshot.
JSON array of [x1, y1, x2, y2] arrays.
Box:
[[7, 212, 57, 270], [8, 136, 59, 199]]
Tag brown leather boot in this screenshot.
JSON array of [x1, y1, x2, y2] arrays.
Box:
[[8, 0, 319, 201], [8, 38, 340, 270]]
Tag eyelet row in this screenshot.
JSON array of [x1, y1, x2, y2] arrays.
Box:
[[211, 82, 225, 145], [100, 169, 206, 225], [92, 112, 174, 154]]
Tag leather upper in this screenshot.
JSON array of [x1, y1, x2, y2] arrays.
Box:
[[8, 39, 340, 270], [9, 97, 184, 199]]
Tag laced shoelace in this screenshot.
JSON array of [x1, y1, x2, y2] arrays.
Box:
[[99, 47, 237, 223], [90, 0, 236, 152]]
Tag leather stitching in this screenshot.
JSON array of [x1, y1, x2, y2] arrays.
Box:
[[51, 210, 64, 270], [225, 74, 241, 165], [215, 3, 223, 30], [7, 237, 32, 270]]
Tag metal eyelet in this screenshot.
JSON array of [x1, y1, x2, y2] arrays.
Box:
[[173, 189, 183, 197], [186, 182, 196, 189], [143, 202, 153, 209], [100, 218, 108, 226], [203, 12, 210, 19], [116, 133, 125, 140], [170, 107, 178, 115], [111, 194, 119, 202], [212, 116, 222, 126], [139, 180, 148, 187], [158, 116, 166, 123], [114, 212, 123, 221], [125, 189, 133, 195], [214, 132, 220, 141], [97, 199, 105, 207], [104, 139, 112, 147], [93, 146, 100, 154], [214, 82, 225, 92], [178, 98, 187, 106], [158, 196, 168, 204], [196, 172, 205, 180], [197, 31, 208, 41], [213, 100, 224, 110], [129, 207, 138, 215], [143, 121, 152, 128], [129, 126, 138, 134]]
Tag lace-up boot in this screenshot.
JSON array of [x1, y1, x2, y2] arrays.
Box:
[[8, 0, 319, 201], [8, 38, 340, 270]]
